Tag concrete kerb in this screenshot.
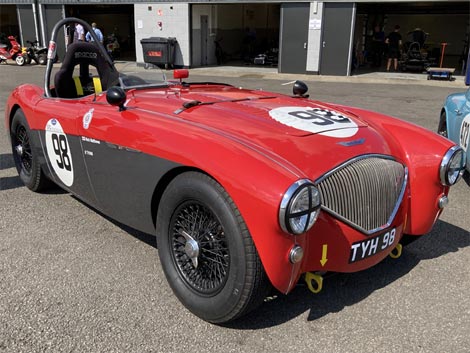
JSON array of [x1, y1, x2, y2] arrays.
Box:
[[44, 61, 468, 89], [187, 66, 468, 89]]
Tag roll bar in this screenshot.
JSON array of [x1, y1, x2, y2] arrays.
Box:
[[44, 17, 117, 98]]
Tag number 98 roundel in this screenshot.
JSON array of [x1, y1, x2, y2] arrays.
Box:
[[45, 119, 74, 186]]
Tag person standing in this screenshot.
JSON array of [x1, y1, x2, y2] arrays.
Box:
[[86, 22, 104, 44], [385, 25, 402, 72], [74, 22, 85, 42], [370, 25, 385, 67]]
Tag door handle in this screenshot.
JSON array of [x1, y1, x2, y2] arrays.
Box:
[[304, 42, 307, 49]]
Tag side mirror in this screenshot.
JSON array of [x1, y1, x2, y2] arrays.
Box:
[[106, 86, 126, 111], [293, 80, 309, 97]]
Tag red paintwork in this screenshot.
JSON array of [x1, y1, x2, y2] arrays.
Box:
[[5, 78, 456, 294]]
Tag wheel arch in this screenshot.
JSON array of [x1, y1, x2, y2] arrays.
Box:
[[7, 104, 22, 131], [151, 166, 212, 230]]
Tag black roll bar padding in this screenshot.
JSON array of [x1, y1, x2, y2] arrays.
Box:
[[44, 17, 117, 98]]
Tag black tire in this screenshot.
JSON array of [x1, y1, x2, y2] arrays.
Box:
[[24, 56, 31, 65], [10, 109, 51, 191], [437, 111, 448, 138], [38, 53, 47, 65], [156, 172, 270, 323]]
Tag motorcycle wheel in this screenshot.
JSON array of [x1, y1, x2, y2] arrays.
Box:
[[15, 55, 25, 66], [24, 56, 31, 65], [38, 53, 47, 65]]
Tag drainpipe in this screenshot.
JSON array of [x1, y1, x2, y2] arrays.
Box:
[[32, 0, 40, 44]]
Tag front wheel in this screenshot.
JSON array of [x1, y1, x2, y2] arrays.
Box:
[[156, 172, 270, 323], [437, 111, 448, 137], [10, 109, 51, 191], [15, 55, 25, 66]]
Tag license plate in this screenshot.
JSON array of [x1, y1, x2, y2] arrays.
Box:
[[349, 228, 397, 263]]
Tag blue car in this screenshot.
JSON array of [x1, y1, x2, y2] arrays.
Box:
[[438, 64, 470, 175]]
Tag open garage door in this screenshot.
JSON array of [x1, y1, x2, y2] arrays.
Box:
[[354, 2, 470, 75], [65, 4, 135, 61], [191, 3, 280, 68]]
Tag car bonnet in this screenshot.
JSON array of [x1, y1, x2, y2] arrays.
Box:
[[134, 86, 368, 138]]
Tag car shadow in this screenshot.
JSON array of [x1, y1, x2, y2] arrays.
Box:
[[0, 175, 24, 190], [60, 194, 470, 328], [224, 219, 469, 329], [72, 195, 157, 249], [463, 172, 470, 187], [0, 153, 15, 170]]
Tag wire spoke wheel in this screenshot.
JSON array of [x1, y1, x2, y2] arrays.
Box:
[[171, 202, 229, 295], [157, 172, 270, 323], [10, 109, 51, 191], [13, 125, 33, 175]]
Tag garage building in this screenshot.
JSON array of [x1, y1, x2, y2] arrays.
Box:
[[0, 0, 468, 76]]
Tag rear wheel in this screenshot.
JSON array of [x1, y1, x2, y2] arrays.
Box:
[[38, 53, 47, 65], [10, 109, 51, 191], [156, 172, 270, 323], [437, 111, 448, 137]]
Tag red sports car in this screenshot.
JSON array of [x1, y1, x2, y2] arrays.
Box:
[[5, 19, 466, 323]]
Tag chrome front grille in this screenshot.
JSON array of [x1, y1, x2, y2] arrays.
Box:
[[316, 156, 407, 234]]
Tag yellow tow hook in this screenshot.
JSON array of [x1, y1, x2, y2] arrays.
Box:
[[305, 272, 323, 294], [389, 243, 403, 259]]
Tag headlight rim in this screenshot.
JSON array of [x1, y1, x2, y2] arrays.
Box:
[[279, 179, 321, 235], [440, 145, 465, 186]]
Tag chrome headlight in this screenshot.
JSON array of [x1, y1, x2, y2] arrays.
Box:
[[440, 146, 466, 186], [279, 179, 321, 235]]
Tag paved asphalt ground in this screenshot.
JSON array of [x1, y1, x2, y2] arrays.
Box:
[[0, 63, 469, 353]]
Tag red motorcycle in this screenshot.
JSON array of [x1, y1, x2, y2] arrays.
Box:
[[0, 35, 25, 65]]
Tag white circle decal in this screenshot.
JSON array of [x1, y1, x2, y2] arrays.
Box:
[[459, 114, 470, 152], [45, 119, 74, 186], [269, 106, 358, 138]]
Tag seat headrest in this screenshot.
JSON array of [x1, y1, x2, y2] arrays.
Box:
[[54, 42, 118, 98]]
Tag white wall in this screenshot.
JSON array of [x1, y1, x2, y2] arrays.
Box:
[[134, 3, 190, 66]]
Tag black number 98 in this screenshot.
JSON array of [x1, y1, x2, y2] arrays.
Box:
[[52, 133, 71, 171]]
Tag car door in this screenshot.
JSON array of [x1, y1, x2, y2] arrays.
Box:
[[76, 101, 179, 235], [36, 98, 98, 206]]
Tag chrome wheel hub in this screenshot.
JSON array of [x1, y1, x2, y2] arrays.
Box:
[[15, 144, 24, 156], [181, 230, 200, 268]]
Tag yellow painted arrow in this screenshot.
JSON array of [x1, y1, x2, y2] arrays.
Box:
[[320, 244, 328, 266]]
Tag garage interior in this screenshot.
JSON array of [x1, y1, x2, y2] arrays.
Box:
[[191, 3, 280, 67], [64, 4, 136, 61], [0, 5, 19, 38], [354, 1, 470, 75]]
